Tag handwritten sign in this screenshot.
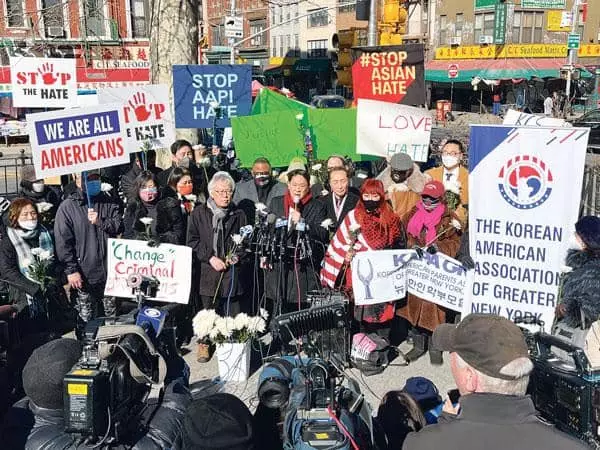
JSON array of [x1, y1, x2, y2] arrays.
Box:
[[356, 99, 432, 161], [503, 109, 570, 128], [10, 57, 77, 108], [98, 84, 176, 152], [173, 64, 252, 128], [104, 238, 192, 304], [26, 104, 129, 178], [352, 44, 425, 105]]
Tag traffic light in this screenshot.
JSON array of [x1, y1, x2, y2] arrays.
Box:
[[332, 29, 362, 87], [379, 0, 408, 45], [356, 0, 369, 21]]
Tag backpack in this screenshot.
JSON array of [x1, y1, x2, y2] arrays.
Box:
[[350, 333, 389, 376]]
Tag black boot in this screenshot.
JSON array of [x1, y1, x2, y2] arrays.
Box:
[[429, 348, 443, 365], [405, 333, 428, 362]]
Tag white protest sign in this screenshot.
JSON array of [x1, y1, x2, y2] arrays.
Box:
[[10, 57, 77, 108], [104, 238, 192, 304], [503, 109, 570, 128], [465, 125, 588, 328], [356, 98, 432, 162], [26, 104, 129, 178], [97, 84, 175, 152]]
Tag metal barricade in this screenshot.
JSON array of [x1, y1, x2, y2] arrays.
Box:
[[0, 150, 33, 197]]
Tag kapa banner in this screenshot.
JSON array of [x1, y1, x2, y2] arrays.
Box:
[[356, 99, 432, 161], [27, 104, 129, 178], [351, 44, 425, 105], [97, 84, 176, 152], [10, 57, 77, 108], [172, 64, 252, 128], [104, 239, 192, 304], [464, 125, 589, 329]]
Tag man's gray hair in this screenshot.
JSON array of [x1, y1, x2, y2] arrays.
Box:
[[455, 353, 533, 396], [208, 171, 235, 193]]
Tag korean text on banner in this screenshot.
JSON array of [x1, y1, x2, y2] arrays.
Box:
[[231, 112, 305, 167], [503, 109, 570, 128], [352, 44, 425, 105], [465, 125, 589, 329], [356, 99, 432, 162], [173, 64, 252, 129], [104, 239, 192, 304], [10, 57, 77, 108], [97, 84, 176, 152], [26, 104, 129, 178]]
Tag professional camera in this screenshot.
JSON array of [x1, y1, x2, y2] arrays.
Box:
[[63, 276, 174, 446]]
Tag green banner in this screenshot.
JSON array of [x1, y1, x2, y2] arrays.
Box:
[[232, 111, 306, 168], [494, 2, 507, 45], [475, 0, 496, 9], [251, 88, 310, 116], [307, 108, 356, 160], [521, 0, 566, 8]]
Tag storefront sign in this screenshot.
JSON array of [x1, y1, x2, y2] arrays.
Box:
[[352, 44, 425, 105], [547, 10, 572, 32], [433, 43, 600, 60], [521, 0, 566, 8], [493, 2, 507, 45], [474, 0, 496, 9]]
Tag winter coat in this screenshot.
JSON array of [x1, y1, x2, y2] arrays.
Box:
[[318, 190, 359, 231], [0, 378, 191, 450], [157, 164, 214, 200], [54, 189, 123, 286], [233, 178, 287, 224], [560, 249, 600, 327], [264, 195, 328, 304], [396, 206, 461, 332], [186, 203, 248, 298], [17, 185, 62, 228], [120, 164, 163, 201], [123, 195, 186, 245], [402, 393, 588, 450]]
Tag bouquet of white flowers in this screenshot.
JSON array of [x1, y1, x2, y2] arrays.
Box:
[[27, 247, 54, 292], [192, 309, 268, 345]]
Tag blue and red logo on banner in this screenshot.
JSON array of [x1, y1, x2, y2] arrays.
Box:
[[498, 155, 553, 210]]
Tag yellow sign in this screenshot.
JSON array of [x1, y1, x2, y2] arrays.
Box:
[[435, 44, 600, 60], [67, 383, 88, 395], [547, 11, 570, 32], [71, 369, 94, 375], [268, 56, 298, 66]]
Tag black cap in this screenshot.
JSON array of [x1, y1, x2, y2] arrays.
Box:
[[575, 215, 600, 251]]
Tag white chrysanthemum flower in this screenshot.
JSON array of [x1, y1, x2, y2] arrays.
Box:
[[215, 317, 233, 338], [451, 219, 462, 230], [259, 308, 269, 320], [31, 248, 43, 256], [560, 265, 573, 273], [209, 101, 220, 109], [349, 224, 361, 233], [312, 163, 322, 171], [320, 218, 333, 229], [22, 258, 32, 267], [192, 309, 218, 338], [320, 189, 329, 197], [39, 250, 53, 260], [231, 234, 243, 245], [234, 313, 250, 330], [255, 203, 267, 212], [139, 217, 154, 225], [444, 179, 461, 195], [248, 316, 266, 334], [184, 194, 197, 202], [101, 183, 113, 192], [36, 202, 53, 213]]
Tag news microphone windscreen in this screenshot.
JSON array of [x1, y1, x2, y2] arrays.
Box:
[[136, 306, 166, 338], [267, 213, 277, 225], [293, 195, 300, 204]]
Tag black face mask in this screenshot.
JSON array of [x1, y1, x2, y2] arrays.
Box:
[[363, 200, 380, 212], [254, 174, 271, 187], [391, 169, 412, 184]]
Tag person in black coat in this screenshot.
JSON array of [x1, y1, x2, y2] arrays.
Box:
[[266, 168, 328, 314], [123, 171, 186, 245], [187, 171, 248, 316], [318, 166, 359, 233], [16, 165, 62, 229], [120, 151, 163, 202]]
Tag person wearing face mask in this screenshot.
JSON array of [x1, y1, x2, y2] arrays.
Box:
[[157, 139, 212, 199], [554, 216, 600, 330], [54, 170, 123, 336], [123, 171, 186, 245], [321, 179, 406, 338], [16, 165, 62, 228], [425, 140, 469, 208], [318, 166, 359, 231], [397, 181, 462, 363], [120, 150, 163, 201], [233, 157, 286, 224]]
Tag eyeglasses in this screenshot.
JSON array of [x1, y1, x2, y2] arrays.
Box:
[[213, 190, 232, 196], [442, 151, 461, 157]]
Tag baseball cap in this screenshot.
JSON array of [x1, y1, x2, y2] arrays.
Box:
[[432, 314, 530, 380], [390, 153, 413, 171], [421, 180, 445, 199]]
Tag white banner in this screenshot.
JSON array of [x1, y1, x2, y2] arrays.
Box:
[[351, 249, 466, 311], [503, 109, 569, 128], [97, 84, 175, 152], [465, 125, 589, 328], [10, 57, 77, 108], [356, 99, 432, 162], [104, 239, 192, 304], [26, 104, 129, 178]]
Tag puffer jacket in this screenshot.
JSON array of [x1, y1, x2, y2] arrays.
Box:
[[0, 378, 191, 450], [561, 249, 600, 327], [54, 189, 123, 286], [123, 195, 186, 245]]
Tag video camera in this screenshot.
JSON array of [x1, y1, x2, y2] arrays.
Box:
[[63, 275, 175, 446]]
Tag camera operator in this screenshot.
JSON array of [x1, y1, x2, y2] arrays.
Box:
[[0, 338, 191, 450]]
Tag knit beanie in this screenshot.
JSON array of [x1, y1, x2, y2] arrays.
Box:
[[575, 215, 600, 251]]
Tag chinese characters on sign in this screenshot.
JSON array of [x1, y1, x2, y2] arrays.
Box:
[[493, 2, 507, 45]]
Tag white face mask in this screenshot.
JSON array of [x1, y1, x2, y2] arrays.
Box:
[[18, 219, 38, 231], [31, 182, 45, 193], [442, 155, 460, 169], [568, 233, 585, 251]]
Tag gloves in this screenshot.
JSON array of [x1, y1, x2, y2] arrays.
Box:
[[412, 246, 424, 258], [147, 238, 160, 247], [459, 255, 475, 270], [426, 245, 437, 255]]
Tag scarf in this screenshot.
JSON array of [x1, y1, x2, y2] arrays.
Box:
[[407, 201, 446, 245], [355, 205, 403, 250], [6, 225, 54, 282], [283, 190, 312, 218], [207, 197, 229, 255]]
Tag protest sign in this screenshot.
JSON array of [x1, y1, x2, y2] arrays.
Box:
[[97, 84, 175, 152], [27, 104, 129, 178], [356, 99, 432, 161], [503, 109, 570, 128], [307, 108, 357, 161], [465, 125, 588, 328], [351, 249, 466, 311], [173, 64, 252, 128], [10, 57, 77, 108], [231, 111, 305, 167], [104, 238, 192, 304], [352, 44, 425, 105]]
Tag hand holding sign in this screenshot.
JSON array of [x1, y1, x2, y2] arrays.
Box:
[[88, 209, 98, 225], [128, 92, 152, 122], [38, 63, 58, 85]]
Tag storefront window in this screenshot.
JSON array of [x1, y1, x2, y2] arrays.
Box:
[[307, 8, 328, 28]]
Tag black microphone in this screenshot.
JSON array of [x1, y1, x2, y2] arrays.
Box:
[[274, 218, 287, 258], [262, 213, 277, 257]]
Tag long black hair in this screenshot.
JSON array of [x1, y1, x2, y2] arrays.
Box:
[[129, 171, 158, 206]]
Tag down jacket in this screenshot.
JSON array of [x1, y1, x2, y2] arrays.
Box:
[[560, 249, 600, 327]]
